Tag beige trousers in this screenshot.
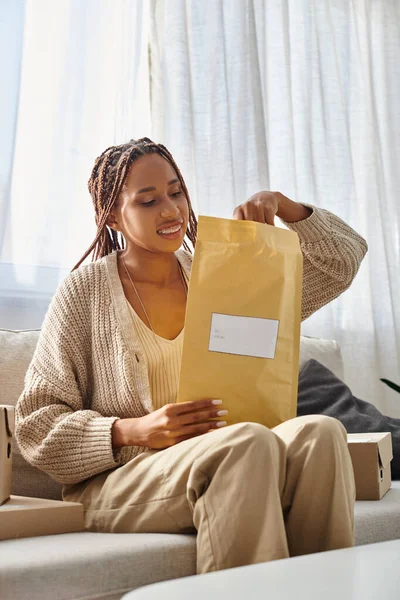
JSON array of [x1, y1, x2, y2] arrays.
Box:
[[64, 415, 356, 574]]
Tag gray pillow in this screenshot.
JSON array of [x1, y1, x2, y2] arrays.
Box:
[[297, 359, 400, 479]]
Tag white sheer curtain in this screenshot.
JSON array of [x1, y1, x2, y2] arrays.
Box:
[[149, 0, 400, 414], [0, 0, 150, 328]]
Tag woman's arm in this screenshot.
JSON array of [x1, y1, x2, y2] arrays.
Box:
[[276, 196, 313, 222], [233, 192, 368, 321], [15, 276, 121, 485], [279, 201, 368, 320]]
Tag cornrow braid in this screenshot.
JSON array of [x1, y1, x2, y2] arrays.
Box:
[[72, 137, 198, 271]]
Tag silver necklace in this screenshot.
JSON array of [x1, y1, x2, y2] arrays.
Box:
[[121, 254, 188, 406]]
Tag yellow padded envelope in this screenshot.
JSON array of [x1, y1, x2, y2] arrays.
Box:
[[177, 215, 303, 429]]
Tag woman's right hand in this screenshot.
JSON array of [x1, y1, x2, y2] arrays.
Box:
[[112, 399, 228, 450]]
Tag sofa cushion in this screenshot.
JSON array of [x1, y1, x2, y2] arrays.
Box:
[[354, 481, 400, 545], [11, 452, 63, 501], [299, 336, 344, 381], [0, 532, 197, 600], [0, 329, 40, 407], [0, 484, 399, 600]]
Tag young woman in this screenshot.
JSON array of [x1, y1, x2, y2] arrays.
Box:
[[16, 137, 368, 574]]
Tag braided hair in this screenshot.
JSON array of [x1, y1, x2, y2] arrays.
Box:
[[72, 137, 198, 271]]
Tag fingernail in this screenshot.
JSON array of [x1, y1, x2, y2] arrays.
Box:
[[216, 410, 228, 416], [211, 399, 223, 405], [216, 421, 227, 427]]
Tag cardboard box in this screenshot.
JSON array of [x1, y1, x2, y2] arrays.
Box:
[[0, 405, 14, 506], [0, 495, 84, 540], [347, 433, 392, 500]]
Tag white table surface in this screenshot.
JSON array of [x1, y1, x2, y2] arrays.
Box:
[[122, 539, 400, 600]]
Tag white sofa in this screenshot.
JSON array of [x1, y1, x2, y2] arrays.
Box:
[[1, 329, 400, 600]]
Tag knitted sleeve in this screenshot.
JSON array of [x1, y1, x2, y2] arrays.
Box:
[[281, 205, 368, 321], [15, 273, 121, 485]]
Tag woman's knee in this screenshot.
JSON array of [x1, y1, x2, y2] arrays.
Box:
[[295, 414, 347, 443], [216, 421, 281, 454], [220, 421, 268, 438]]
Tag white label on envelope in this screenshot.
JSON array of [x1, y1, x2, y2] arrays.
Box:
[[208, 313, 279, 359]]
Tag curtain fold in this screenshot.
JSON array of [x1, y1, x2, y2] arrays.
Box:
[[149, 0, 400, 415]]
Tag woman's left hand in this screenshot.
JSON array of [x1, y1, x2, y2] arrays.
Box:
[[232, 191, 283, 226]]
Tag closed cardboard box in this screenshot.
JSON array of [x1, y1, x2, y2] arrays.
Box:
[[347, 433, 392, 500], [0, 405, 14, 506], [0, 495, 84, 540]]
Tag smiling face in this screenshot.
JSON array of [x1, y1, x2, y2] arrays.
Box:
[[108, 153, 190, 254]]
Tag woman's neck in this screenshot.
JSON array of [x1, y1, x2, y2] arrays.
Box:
[[117, 248, 181, 287]]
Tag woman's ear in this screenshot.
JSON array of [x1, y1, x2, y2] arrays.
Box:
[[106, 212, 120, 232]]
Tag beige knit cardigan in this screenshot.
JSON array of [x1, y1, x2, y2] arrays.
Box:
[[15, 205, 368, 485]]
